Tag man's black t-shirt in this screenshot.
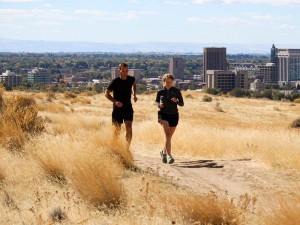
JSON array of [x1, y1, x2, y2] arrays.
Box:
[[107, 76, 135, 110]]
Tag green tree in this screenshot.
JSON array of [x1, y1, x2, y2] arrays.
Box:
[[272, 91, 285, 101]]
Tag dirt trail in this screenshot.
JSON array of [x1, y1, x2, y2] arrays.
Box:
[[133, 151, 299, 209]]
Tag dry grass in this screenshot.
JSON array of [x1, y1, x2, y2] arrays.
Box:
[[263, 195, 300, 225], [0, 87, 3, 109], [68, 154, 125, 208], [0, 93, 45, 150], [172, 192, 256, 225], [0, 90, 299, 224], [0, 166, 5, 181]]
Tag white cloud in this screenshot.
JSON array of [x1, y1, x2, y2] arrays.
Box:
[[0, 9, 36, 20], [163, 1, 188, 5], [120, 11, 139, 20], [73, 9, 155, 21], [192, 0, 300, 6], [0, 0, 40, 2], [0, 8, 74, 22], [0, 23, 25, 29], [43, 3, 53, 8], [128, 0, 140, 3], [187, 16, 251, 26], [34, 21, 63, 26], [278, 24, 296, 29], [251, 14, 274, 20]]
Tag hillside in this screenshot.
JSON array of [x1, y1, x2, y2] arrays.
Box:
[[0, 90, 299, 224]]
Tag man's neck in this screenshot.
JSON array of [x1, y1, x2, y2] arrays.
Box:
[[120, 75, 128, 80]]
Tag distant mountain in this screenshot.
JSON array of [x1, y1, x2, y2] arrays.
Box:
[[0, 38, 297, 54]]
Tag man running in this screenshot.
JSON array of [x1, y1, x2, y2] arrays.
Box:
[[105, 63, 138, 146]]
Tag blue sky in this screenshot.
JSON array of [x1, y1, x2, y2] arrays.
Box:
[[0, 0, 300, 46]]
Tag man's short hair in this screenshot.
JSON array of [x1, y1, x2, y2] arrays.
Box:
[[118, 63, 128, 70]]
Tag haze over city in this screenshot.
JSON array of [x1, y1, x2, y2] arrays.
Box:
[[1, 0, 300, 48]]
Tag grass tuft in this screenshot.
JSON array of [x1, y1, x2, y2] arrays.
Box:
[[263, 195, 300, 225], [49, 207, 67, 222], [69, 154, 125, 208]]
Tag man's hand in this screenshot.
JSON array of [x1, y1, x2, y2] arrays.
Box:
[[114, 101, 123, 107], [133, 95, 138, 102]]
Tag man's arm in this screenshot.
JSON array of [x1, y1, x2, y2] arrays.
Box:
[[132, 82, 137, 102], [105, 89, 122, 107]]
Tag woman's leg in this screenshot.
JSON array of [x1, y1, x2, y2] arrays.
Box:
[[160, 120, 172, 156]]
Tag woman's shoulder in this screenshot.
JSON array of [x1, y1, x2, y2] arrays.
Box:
[[171, 86, 180, 91]]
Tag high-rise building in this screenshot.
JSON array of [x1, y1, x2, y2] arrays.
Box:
[[111, 67, 141, 80], [169, 58, 185, 79], [277, 49, 300, 84], [0, 70, 22, 87], [203, 47, 227, 83], [27, 68, 51, 84], [128, 69, 141, 81], [257, 63, 277, 84], [111, 67, 119, 80], [206, 70, 248, 93], [271, 44, 277, 64]]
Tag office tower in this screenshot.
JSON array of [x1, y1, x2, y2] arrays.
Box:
[[128, 69, 141, 80], [0, 70, 21, 87], [257, 63, 277, 84], [277, 49, 300, 84], [169, 58, 185, 80], [27, 68, 50, 84], [206, 70, 248, 93], [203, 47, 227, 83], [271, 44, 277, 64], [111, 67, 141, 80], [111, 67, 119, 80]]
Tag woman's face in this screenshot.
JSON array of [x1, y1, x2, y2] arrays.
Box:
[[163, 78, 173, 89]]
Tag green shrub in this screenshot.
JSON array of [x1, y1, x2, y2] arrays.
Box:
[[291, 118, 300, 128], [203, 88, 222, 95], [262, 90, 273, 99], [230, 88, 251, 97], [272, 91, 285, 101], [202, 95, 212, 102]]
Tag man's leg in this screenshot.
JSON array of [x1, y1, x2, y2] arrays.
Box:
[[124, 120, 133, 146]]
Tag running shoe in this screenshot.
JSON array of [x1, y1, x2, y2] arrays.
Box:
[[168, 156, 175, 164], [160, 151, 167, 164]]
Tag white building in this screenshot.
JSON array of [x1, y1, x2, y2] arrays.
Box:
[[0, 70, 22, 88], [250, 79, 265, 91], [277, 49, 300, 83]]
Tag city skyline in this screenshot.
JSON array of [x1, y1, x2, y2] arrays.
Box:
[[1, 0, 300, 47]]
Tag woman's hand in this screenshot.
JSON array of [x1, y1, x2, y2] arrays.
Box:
[[171, 97, 178, 103]]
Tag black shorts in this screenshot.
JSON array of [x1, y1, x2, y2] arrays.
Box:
[[112, 108, 134, 125], [158, 111, 179, 127]]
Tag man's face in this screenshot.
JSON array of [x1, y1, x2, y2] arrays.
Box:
[[119, 66, 128, 76]]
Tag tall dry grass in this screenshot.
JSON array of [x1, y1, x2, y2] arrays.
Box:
[[0, 87, 3, 109], [263, 195, 300, 225], [69, 154, 125, 208], [0, 92, 45, 150], [122, 173, 254, 225], [0, 90, 299, 224], [0, 166, 5, 181]]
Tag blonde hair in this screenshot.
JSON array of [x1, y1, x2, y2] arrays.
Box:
[[162, 74, 175, 82]]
